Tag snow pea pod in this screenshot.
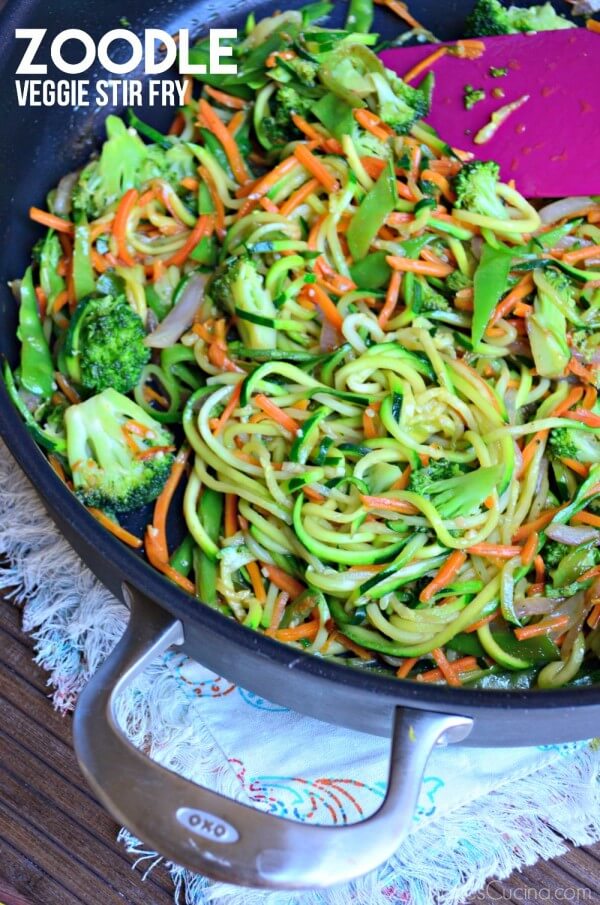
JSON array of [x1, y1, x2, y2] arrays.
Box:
[[346, 0, 374, 32], [348, 158, 398, 261], [73, 219, 96, 302], [472, 242, 513, 345], [17, 266, 54, 399]]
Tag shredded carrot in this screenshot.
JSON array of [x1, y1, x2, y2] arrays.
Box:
[[464, 613, 497, 634], [396, 656, 419, 678], [227, 111, 246, 137], [264, 591, 290, 635], [301, 283, 343, 332], [112, 188, 139, 267], [534, 555, 546, 585], [562, 243, 600, 265], [360, 494, 419, 515], [521, 531, 538, 567], [263, 564, 305, 599], [204, 85, 247, 110], [391, 466, 412, 491], [213, 383, 242, 435], [292, 114, 323, 143], [402, 46, 448, 85], [421, 169, 456, 203], [568, 357, 597, 384], [293, 144, 339, 193], [378, 269, 402, 329], [514, 615, 569, 641], [198, 165, 226, 239], [198, 99, 250, 185], [587, 603, 600, 630], [180, 177, 199, 192], [151, 445, 191, 563], [266, 49, 297, 68], [48, 454, 67, 484], [492, 273, 534, 323], [224, 494, 238, 538], [419, 550, 467, 603], [374, 0, 423, 28], [29, 206, 74, 234], [353, 108, 394, 142], [561, 457, 590, 478], [165, 214, 212, 267], [254, 394, 300, 434], [519, 430, 548, 477], [275, 620, 319, 642], [236, 155, 299, 219], [467, 544, 522, 559], [136, 445, 176, 461], [280, 178, 320, 216], [431, 648, 461, 686], [145, 525, 196, 594], [88, 508, 143, 550], [386, 255, 454, 277], [303, 486, 326, 503], [583, 386, 598, 410], [571, 510, 600, 529], [182, 75, 193, 105], [552, 385, 585, 417], [332, 631, 373, 660], [246, 560, 267, 603], [578, 564, 600, 583], [418, 656, 479, 684], [564, 409, 600, 428], [168, 112, 185, 136]]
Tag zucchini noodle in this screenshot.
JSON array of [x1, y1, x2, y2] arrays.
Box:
[[10, 5, 600, 691]]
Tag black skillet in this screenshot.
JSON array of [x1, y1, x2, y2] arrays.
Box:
[[0, 0, 598, 890]]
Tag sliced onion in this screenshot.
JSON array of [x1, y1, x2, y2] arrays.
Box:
[[572, 0, 600, 13], [53, 170, 80, 216], [515, 598, 557, 618], [470, 236, 483, 260], [144, 273, 208, 348], [320, 317, 340, 352], [545, 524, 600, 546], [539, 197, 594, 225]]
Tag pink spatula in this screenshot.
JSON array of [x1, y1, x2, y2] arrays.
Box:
[[380, 28, 600, 197]]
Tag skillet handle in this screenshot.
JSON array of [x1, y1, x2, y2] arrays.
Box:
[[73, 587, 472, 890]]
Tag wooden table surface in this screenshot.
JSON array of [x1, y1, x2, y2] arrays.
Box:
[[1, 599, 599, 905]]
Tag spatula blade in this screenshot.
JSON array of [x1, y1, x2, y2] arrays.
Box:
[[380, 29, 600, 197]]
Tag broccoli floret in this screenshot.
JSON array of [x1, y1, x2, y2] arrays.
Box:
[[414, 277, 450, 313], [64, 388, 174, 512], [281, 57, 320, 86], [465, 0, 511, 36], [408, 460, 504, 518], [210, 257, 277, 350], [408, 458, 463, 496], [370, 71, 430, 135], [453, 160, 507, 220], [446, 271, 473, 292], [64, 294, 150, 394], [465, 0, 573, 37], [548, 428, 600, 464], [543, 541, 570, 570], [464, 85, 486, 110], [262, 86, 313, 147]]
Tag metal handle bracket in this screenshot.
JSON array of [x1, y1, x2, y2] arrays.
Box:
[[74, 588, 472, 889]]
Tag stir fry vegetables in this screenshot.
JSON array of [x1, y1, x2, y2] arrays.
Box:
[[7, 2, 600, 690]]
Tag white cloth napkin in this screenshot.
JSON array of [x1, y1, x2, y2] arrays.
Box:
[[0, 442, 598, 905]]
